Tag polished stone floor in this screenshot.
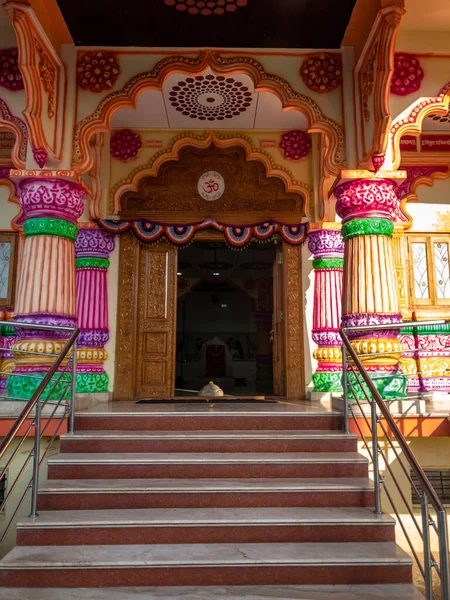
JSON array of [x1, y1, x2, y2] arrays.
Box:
[[0, 585, 424, 599], [76, 400, 335, 416]]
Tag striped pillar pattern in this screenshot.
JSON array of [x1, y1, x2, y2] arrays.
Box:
[[335, 177, 407, 399], [308, 224, 344, 393], [75, 228, 115, 394], [7, 177, 86, 401]]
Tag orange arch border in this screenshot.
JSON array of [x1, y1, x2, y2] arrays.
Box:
[[0, 97, 28, 169], [0, 175, 23, 231], [398, 167, 450, 229], [389, 81, 450, 170], [111, 131, 313, 217], [73, 51, 344, 177]]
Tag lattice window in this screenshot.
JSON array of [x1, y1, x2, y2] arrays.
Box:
[[411, 469, 450, 506], [407, 234, 450, 307], [0, 233, 17, 308]]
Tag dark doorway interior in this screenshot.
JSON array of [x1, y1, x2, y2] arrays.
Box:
[[176, 241, 277, 396]]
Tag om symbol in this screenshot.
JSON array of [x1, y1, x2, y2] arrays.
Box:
[[198, 171, 225, 201]]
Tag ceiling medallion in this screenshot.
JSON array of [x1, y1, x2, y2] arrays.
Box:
[[168, 74, 253, 121], [198, 171, 225, 201], [164, 0, 247, 16]]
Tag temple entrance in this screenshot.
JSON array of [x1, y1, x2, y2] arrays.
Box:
[[176, 241, 279, 397], [114, 231, 305, 401], [113, 142, 306, 401]]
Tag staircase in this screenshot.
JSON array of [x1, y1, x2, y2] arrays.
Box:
[[0, 402, 423, 599]]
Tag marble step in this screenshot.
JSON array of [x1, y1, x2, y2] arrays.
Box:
[[17, 506, 395, 545], [47, 452, 368, 479], [38, 477, 375, 510], [74, 409, 343, 432], [60, 430, 357, 453], [0, 585, 425, 599], [0, 542, 412, 587]]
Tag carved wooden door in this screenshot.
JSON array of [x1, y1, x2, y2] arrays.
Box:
[[272, 246, 286, 396], [135, 242, 178, 399]]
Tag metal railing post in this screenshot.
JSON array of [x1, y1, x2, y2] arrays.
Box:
[[29, 399, 41, 518], [342, 343, 349, 434], [422, 491, 433, 599], [69, 339, 77, 434], [371, 389, 382, 515], [438, 509, 450, 600]]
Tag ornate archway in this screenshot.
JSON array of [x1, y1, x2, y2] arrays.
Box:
[[73, 51, 344, 176]]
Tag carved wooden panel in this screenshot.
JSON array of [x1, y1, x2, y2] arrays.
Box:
[[119, 144, 305, 225], [272, 248, 285, 396], [283, 243, 305, 400], [114, 233, 139, 400], [136, 242, 177, 398]]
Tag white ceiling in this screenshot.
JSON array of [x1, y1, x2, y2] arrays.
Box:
[[401, 0, 450, 31], [110, 68, 308, 130]]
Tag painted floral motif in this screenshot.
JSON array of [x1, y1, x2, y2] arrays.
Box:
[[164, 0, 247, 15], [110, 129, 142, 162], [0, 48, 24, 92], [361, 44, 377, 122], [34, 40, 56, 118], [279, 130, 311, 161], [76, 52, 121, 93], [390, 53, 424, 96], [300, 53, 342, 94]]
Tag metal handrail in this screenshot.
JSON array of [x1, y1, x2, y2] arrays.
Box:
[[0, 328, 79, 457], [340, 319, 450, 600], [0, 321, 79, 547]]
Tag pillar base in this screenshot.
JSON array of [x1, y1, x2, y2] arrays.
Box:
[[346, 369, 408, 400], [7, 368, 72, 401], [312, 371, 343, 392], [76, 371, 109, 393]]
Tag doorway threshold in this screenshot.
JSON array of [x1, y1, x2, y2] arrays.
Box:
[[136, 397, 278, 404]]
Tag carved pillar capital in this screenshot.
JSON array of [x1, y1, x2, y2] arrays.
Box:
[[334, 176, 401, 223], [19, 178, 86, 224], [75, 227, 115, 259], [308, 224, 344, 258]]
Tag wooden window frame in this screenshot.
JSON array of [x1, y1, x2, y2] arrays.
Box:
[[0, 232, 18, 309], [407, 233, 450, 309]]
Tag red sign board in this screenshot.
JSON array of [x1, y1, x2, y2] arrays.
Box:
[[421, 134, 450, 152], [0, 131, 15, 150], [259, 140, 277, 148], [399, 135, 417, 152], [144, 140, 163, 149]]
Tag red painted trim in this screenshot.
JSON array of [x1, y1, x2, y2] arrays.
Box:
[[350, 416, 450, 438], [0, 418, 67, 437]]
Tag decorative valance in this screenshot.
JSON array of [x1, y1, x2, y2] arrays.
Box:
[[96, 218, 308, 248]]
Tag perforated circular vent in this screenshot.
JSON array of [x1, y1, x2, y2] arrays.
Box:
[[164, 0, 247, 16], [168, 74, 253, 121]]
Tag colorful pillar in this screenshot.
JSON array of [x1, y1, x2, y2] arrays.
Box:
[[334, 175, 407, 399], [0, 311, 17, 397], [308, 223, 344, 393], [75, 227, 115, 394], [7, 176, 86, 400]]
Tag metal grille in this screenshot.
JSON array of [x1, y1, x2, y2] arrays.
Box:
[[412, 470, 450, 506]]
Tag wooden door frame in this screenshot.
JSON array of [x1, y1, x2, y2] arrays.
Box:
[[114, 232, 305, 401]]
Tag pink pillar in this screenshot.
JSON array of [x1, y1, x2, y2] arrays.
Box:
[[308, 224, 344, 392], [75, 227, 115, 393]]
